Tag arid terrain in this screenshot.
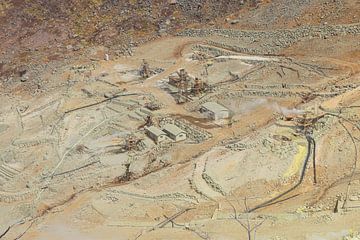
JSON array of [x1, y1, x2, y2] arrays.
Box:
[[1, 1, 360, 240]]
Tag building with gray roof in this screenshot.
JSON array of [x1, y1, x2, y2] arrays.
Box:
[[200, 102, 230, 120], [162, 124, 186, 142]]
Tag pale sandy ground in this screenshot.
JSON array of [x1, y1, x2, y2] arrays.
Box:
[[1, 31, 360, 240]]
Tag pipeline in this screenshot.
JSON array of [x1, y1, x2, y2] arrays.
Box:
[[311, 137, 317, 184], [248, 135, 313, 212], [64, 93, 140, 115]]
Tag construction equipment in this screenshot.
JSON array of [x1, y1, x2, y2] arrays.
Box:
[[168, 69, 209, 103], [280, 108, 325, 136], [138, 115, 155, 130], [169, 68, 190, 88], [192, 77, 208, 96], [168, 68, 192, 103], [145, 101, 161, 111], [294, 113, 325, 134], [179, 73, 189, 100], [204, 60, 213, 76], [124, 135, 142, 151], [139, 59, 151, 79]]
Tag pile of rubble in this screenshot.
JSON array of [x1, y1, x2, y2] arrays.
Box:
[[217, 87, 345, 100], [180, 23, 360, 54], [225, 140, 258, 151], [225, 134, 297, 160], [0, 189, 36, 203], [191, 50, 213, 61], [160, 117, 212, 143], [343, 232, 360, 240], [71, 64, 96, 74], [104, 189, 198, 203], [312, 115, 334, 139], [261, 137, 298, 160], [201, 172, 226, 196], [192, 45, 232, 58]]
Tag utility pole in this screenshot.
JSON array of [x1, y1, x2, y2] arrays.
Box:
[[228, 196, 266, 240]]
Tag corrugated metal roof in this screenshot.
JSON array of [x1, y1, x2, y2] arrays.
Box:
[[201, 102, 229, 113], [146, 126, 166, 137], [163, 124, 185, 136]]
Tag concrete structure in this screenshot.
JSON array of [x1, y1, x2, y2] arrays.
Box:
[[200, 102, 230, 120], [162, 124, 187, 142], [145, 126, 167, 143]]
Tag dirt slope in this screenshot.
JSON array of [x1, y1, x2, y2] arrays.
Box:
[[0, 1, 360, 240]]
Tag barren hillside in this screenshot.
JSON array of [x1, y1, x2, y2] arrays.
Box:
[[0, 1, 360, 240]]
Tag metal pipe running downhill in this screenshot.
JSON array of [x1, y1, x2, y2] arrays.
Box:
[[310, 137, 317, 185], [248, 135, 313, 212]]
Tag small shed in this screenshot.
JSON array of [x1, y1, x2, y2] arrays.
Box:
[[145, 126, 167, 143], [162, 124, 187, 142], [200, 102, 230, 120]]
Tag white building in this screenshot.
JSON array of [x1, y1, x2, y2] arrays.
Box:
[[162, 124, 187, 142], [200, 102, 230, 120], [145, 126, 167, 143]]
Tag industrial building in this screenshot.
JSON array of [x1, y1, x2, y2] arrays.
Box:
[[162, 124, 187, 142], [200, 102, 230, 120], [145, 126, 167, 143]]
